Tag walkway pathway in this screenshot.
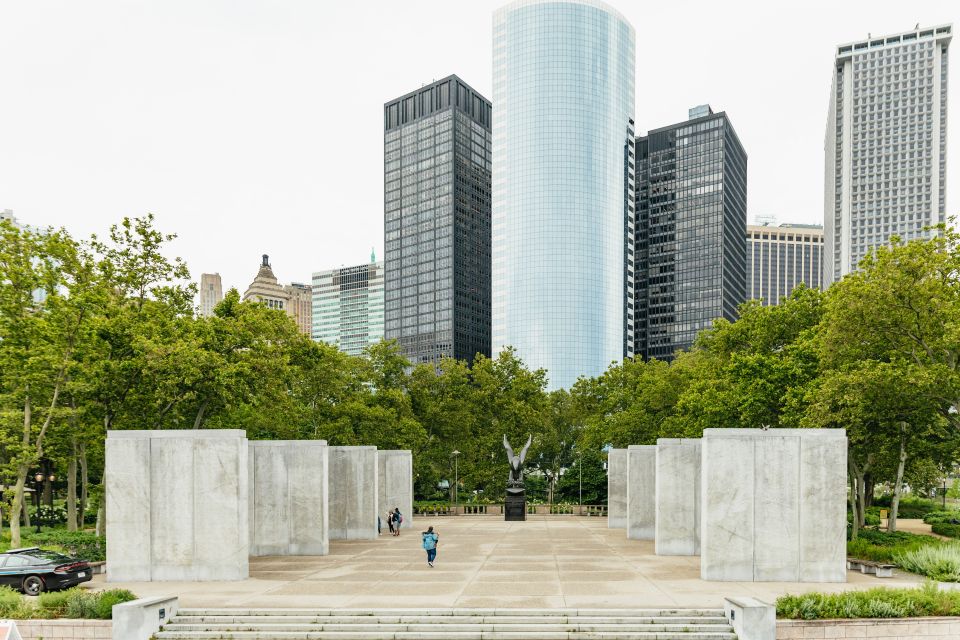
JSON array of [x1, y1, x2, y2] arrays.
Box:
[[97, 516, 922, 608]]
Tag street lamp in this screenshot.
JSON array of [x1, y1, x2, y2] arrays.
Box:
[[577, 451, 583, 516], [451, 450, 461, 514], [32, 460, 56, 533]]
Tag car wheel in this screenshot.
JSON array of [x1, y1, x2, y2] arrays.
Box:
[[22, 575, 43, 596]]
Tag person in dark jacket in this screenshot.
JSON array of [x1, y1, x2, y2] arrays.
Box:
[[392, 507, 402, 536]]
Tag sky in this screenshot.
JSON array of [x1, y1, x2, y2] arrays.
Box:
[[1, 1, 957, 298]]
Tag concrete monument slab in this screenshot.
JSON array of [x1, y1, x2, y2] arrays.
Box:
[[626, 445, 656, 540], [249, 440, 329, 556], [328, 446, 378, 540], [106, 430, 249, 582], [655, 438, 700, 555], [377, 450, 413, 529], [606, 449, 627, 529], [700, 428, 847, 582]]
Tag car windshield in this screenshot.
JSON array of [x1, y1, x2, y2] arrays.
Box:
[[19, 550, 73, 563]]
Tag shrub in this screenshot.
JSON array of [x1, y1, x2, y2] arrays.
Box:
[[894, 544, 960, 582], [0, 586, 27, 618], [26, 530, 105, 561], [93, 589, 137, 619], [847, 527, 941, 563], [30, 504, 68, 526], [873, 495, 938, 518], [925, 510, 960, 525], [37, 588, 76, 617], [777, 583, 960, 619], [64, 590, 98, 619], [933, 523, 960, 539]]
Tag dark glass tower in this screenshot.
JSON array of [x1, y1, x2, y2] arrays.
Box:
[[383, 76, 492, 365], [634, 105, 747, 361]]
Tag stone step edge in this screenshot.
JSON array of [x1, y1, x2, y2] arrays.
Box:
[[175, 608, 726, 617], [167, 618, 731, 626], [162, 624, 735, 631], [155, 633, 739, 640]]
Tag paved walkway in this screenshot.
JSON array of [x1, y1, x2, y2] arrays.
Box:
[[96, 516, 922, 608]]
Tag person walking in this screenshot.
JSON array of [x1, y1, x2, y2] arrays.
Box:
[[422, 526, 439, 567], [387, 509, 395, 536], [392, 507, 402, 536]]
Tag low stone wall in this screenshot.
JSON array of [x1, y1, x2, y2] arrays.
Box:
[[777, 618, 960, 638], [14, 619, 112, 639]]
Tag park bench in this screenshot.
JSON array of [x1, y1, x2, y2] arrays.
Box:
[[847, 557, 895, 577]]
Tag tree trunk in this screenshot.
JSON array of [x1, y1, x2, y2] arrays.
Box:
[[95, 483, 105, 538], [864, 474, 875, 508], [888, 425, 909, 533], [78, 442, 88, 530], [42, 477, 52, 507], [11, 392, 31, 548], [193, 398, 210, 429], [848, 469, 859, 541], [67, 437, 78, 532]]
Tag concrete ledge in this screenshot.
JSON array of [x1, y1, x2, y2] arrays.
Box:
[[112, 595, 178, 640], [725, 596, 775, 640], [13, 619, 112, 640], [777, 617, 960, 638]]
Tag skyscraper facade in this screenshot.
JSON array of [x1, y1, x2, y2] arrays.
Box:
[[383, 75, 492, 365], [492, 0, 635, 389], [748, 223, 823, 306], [634, 105, 747, 361], [824, 25, 951, 285], [199, 273, 223, 317], [242, 255, 312, 336], [312, 258, 385, 357]]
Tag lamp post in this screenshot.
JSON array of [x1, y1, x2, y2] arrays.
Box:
[[452, 450, 460, 514], [32, 460, 55, 533], [944, 477, 948, 509], [577, 451, 583, 516]]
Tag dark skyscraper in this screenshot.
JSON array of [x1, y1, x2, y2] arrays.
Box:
[[383, 75, 492, 365], [634, 105, 747, 361]]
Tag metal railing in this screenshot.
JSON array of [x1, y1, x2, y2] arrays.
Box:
[[413, 504, 607, 517]]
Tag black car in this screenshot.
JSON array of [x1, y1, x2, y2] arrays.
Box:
[[0, 547, 92, 596]]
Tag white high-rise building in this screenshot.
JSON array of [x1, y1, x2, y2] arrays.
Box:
[[492, 0, 635, 389], [824, 25, 951, 285], [312, 257, 385, 357]]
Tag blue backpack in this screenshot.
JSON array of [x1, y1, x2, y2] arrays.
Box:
[[422, 533, 437, 550]]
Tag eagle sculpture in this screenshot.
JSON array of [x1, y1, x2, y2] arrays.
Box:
[[503, 434, 532, 485]]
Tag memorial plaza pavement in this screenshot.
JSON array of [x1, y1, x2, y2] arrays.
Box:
[[95, 516, 923, 608]]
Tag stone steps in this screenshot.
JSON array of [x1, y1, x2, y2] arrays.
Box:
[[156, 608, 736, 640]]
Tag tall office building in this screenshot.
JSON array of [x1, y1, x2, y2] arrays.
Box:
[[824, 25, 951, 285], [199, 273, 223, 317], [242, 255, 313, 336], [383, 75, 492, 365], [748, 223, 823, 305], [493, 0, 635, 389], [312, 256, 385, 357], [634, 105, 747, 361]]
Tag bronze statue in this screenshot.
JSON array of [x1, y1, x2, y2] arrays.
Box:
[[502, 434, 532, 486]]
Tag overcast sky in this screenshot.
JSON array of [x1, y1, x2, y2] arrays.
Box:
[[1, 1, 956, 297]]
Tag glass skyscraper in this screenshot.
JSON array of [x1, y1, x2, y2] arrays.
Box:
[[824, 25, 951, 285], [312, 258, 385, 357], [492, 0, 636, 390], [634, 106, 747, 361], [383, 75, 492, 365]]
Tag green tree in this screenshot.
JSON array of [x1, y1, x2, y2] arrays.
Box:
[[0, 221, 106, 545]]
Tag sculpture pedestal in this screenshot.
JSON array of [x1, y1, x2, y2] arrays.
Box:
[[505, 490, 526, 521]]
